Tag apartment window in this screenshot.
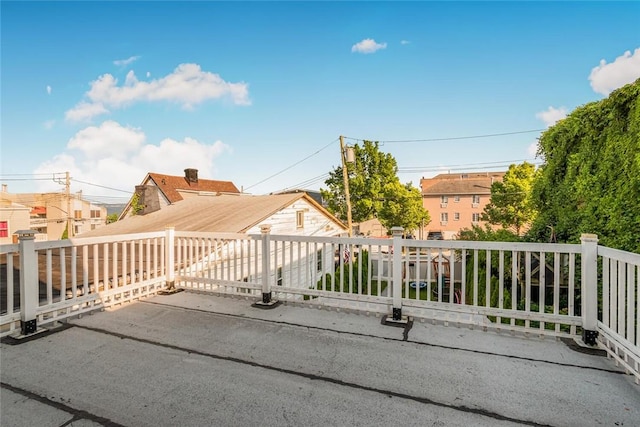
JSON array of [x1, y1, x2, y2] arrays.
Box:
[[440, 196, 448, 203], [74, 210, 82, 219], [454, 196, 460, 203], [472, 195, 480, 205], [454, 212, 460, 221], [472, 213, 480, 223], [0, 221, 8, 238], [90, 209, 101, 218], [296, 211, 304, 229], [74, 225, 82, 235], [440, 212, 448, 224]]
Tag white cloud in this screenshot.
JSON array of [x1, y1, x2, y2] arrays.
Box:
[[65, 101, 109, 122], [146, 71, 151, 78], [113, 55, 140, 67], [536, 106, 567, 127], [34, 121, 230, 196], [43, 120, 55, 130], [46, 85, 52, 95], [527, 141, 538, 157], [400, 40, 410, 45], [351, 38, 387, 54], [65, 63, 250, 122], [589, 48, 640, 95], [67, 120, 146, 161]]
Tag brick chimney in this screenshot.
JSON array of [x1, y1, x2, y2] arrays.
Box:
[[184, 168, 198, 185], [133, 185, 160, 215]]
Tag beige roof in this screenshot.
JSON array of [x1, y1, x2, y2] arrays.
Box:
[[421, 172, 505, 196], [80, 193, 346, 237]]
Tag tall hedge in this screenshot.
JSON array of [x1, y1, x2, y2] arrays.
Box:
[[528, 78, 640, 253]]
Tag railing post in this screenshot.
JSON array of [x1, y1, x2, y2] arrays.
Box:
[[159, 226, 182, 295], [384, 226, 408, 324], [253, 224, 279, 308], [581, 234, 599, 345], [17, 230, 39, 335]]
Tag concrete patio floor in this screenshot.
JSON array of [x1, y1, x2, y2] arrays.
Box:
[[1, 292, 639, 427]]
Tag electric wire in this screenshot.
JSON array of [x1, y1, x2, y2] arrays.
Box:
[[244, 138, 338, 191], [343, 128, 546, 144], [70, 179, 132, 194]]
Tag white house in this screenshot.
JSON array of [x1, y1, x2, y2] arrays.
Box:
[[81, 193, 348, 293]]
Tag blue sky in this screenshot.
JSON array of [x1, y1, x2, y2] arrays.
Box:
[[1, 1, 639, 204]]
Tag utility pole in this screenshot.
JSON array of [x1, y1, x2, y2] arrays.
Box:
[[65, 171, 72, 238], [339, 135, 353, 237]]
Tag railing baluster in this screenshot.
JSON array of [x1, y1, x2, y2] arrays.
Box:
[[603, 257, 610, 326], [60, 247, 66, 303], [618, 261, 626, 336], [568, 253, 575, 335], [525, 251, 531, 329], [554, 252, 560, 333], [611, 258, 618, 331], [539, 252, 546, 332], [511, 251, 518, 327], [627, 264, 636, 345], [46, 249, 52, 305], [473, 249, 478, 306]]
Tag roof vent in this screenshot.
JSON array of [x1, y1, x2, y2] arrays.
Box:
[[184, 168, 198, 184]]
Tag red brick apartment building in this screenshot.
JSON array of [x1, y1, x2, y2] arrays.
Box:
[[420, 171, 505, 239]]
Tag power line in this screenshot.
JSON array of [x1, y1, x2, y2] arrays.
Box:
[[344, 128, 546, 144], [244, 138, 339, 191], [70, 179, 132, 194], [275, 173, 330, 193], [398, 158, 542, 173]]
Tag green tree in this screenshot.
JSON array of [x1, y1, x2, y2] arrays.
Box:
[[320, 140, 429, 234], [378, 181, 429, 233], [106, 213, 119, 224], [529, 78, 640, 252], [482, 162, 539, 235]]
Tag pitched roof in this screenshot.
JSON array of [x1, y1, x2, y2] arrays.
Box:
[[147, 173, 240, 204], [421, 172, 505, 196], [80, 193, 346, 236]]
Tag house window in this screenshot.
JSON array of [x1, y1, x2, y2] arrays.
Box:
[[440, 196, 448, 203], [454, 213, 460, 221], [472, 195, 480, 205], [440, 213, 448, 224], [74, 210, 82, 219], [296, 211, 304, 229], [74, 225, 82, 235], [316, 249, 323, 272], [472, 213, 480, 223], [454, 196, 460, 203], [0, 221, 8, 238], [90, 209, 101, 218]]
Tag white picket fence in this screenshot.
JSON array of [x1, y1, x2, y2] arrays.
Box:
[[1, 227, 638, 382]]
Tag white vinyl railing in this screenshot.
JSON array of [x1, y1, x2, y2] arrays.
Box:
[[1, 227, 638, 382], [174, 227, 586, 338], [597, 245, 640, 383], [1, 230, 167, 337]]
